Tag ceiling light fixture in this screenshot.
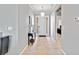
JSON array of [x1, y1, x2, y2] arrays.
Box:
[[41, 12, 45, 17], [40, 6, 45, 17]]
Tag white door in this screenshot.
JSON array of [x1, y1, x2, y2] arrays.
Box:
[[35, 16, 49, 36], [38, 16, 46, 35], [38, 16, 49, 36]]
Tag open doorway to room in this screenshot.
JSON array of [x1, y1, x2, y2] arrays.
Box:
[[55, 5, 62, 49], [56, 6, 61, 35]]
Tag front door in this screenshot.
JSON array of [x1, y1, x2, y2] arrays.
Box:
[[38, 16, 46, 36], [35, 16, 49, 36]]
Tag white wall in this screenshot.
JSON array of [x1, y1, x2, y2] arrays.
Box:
[[16, 5, 33, 54], [50, 4, 61, 41], [50, 13, 56, 41], [61, 4, 79, 55], [0, 5, 18, 54], [0, 5, 34, 55]]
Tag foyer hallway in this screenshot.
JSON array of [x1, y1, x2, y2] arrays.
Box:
[[21, 34, 65, 55]]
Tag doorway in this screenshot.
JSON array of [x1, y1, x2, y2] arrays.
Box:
[[55, 6, 61, 36], [34, 15, 49, 37]]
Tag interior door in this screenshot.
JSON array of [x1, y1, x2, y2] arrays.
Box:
[[35, 15, 49, 36], [38, 16, 46, 35]]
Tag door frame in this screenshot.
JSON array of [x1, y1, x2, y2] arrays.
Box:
[[34, 15, 49, 37]]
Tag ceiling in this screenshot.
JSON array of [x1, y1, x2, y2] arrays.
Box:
[[29, 4, 56, 14]]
